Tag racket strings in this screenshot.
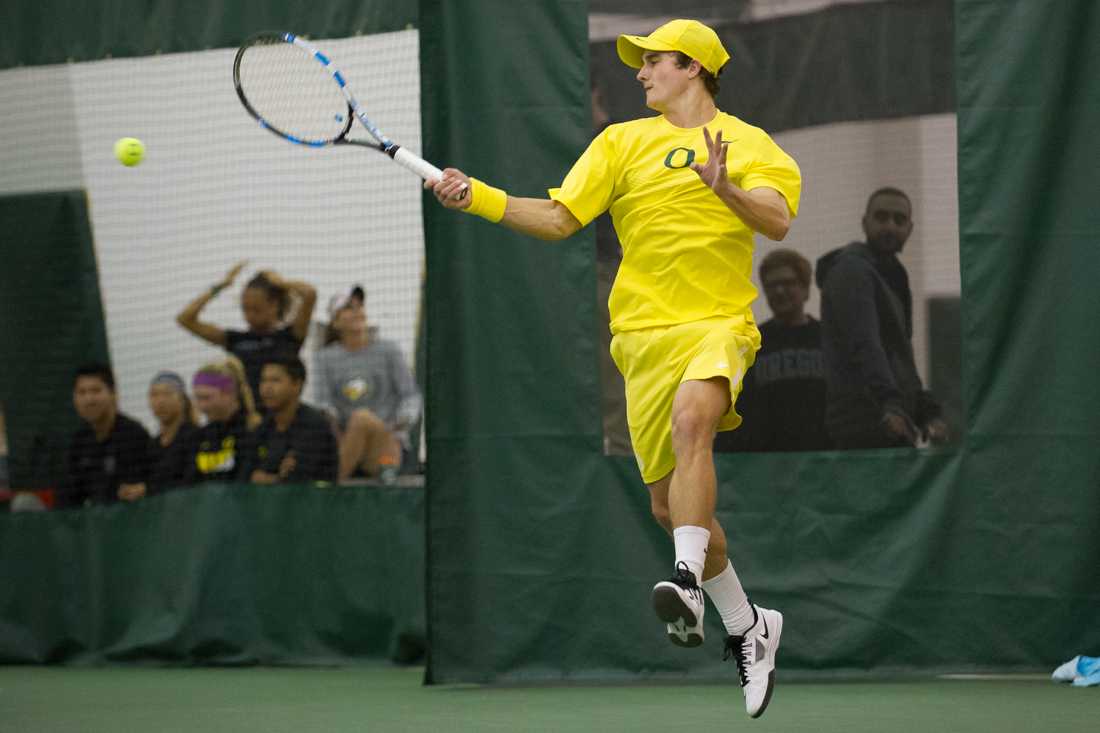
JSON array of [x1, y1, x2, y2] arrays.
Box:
[[237, 39, 350, 143]]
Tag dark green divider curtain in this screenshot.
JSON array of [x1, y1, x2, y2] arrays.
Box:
[[0, 1, 417, 69], [0, 191, 110, 489], [423, 0, 1100, 684], [419, 0, 608, 683], [954, 0, 1100, 657], [591, 0, 955, 135], [0, 484, 425, 664]]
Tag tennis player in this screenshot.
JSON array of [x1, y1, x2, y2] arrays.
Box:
[[427, 19, 800, 719]]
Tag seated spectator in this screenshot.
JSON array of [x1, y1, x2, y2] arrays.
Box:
[[147, 371, 199, 492], [176, 261, 317, 400], [60, 363, 151, 508], [716, 249, 831, 452], [185, 357, 261, 483], [246, 356, 337, 484], [315, 287, 422, 483]]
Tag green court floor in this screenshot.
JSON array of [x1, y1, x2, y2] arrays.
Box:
[[0, 665, 1092, 733]]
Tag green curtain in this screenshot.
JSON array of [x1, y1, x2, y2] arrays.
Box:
[[591, 0, 955, 134], [0, 484, 425, 664], [422, 0, 1100, 683], [0, 190, 110, 489], [0, 1, 418, 69]]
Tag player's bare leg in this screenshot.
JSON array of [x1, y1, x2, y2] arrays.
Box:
[[668, 377, 728, 531], [649, 376, 783, 718], [338, 408, 401, 482], [648, 377, 727, 645], [648, 475, 730, 581]]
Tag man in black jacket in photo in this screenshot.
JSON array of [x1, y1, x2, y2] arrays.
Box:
[[247, 356, 338, 484], [817, 188, 949, 449], [62, 363, 151, 507]]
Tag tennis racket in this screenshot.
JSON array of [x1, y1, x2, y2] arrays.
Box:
[[233, 31, 455, 189]]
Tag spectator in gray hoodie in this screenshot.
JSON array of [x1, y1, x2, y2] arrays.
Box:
[[315, 286, 421, 482], [816, 188, 949, 449]]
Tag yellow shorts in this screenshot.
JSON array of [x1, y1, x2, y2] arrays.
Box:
[[609, 316, 760, 484]]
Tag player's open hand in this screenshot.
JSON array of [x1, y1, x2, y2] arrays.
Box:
[[426, 168, 471, 210], [690, 127, 731, 193]]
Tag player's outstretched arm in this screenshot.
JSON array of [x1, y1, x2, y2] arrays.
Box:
[[426, 168, 582, 242]]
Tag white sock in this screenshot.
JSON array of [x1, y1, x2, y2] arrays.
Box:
[[701, 559, 755, 635], [672, 525, 710, 583]]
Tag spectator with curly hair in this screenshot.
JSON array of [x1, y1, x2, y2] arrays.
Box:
[[176, 261, 317, 400]]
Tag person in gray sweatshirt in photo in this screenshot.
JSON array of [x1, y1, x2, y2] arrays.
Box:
[[314, 286, 422, 483]]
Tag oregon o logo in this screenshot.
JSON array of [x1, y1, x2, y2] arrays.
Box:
[[664, 147, 696, 169]]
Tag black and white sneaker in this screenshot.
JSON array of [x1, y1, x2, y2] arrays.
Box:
[[724, 603, 783, 718], [651, 561, 705, 647]]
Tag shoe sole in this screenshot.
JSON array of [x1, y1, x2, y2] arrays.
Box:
[[749, 611, 783, 719], [651, 583, 703, 648]]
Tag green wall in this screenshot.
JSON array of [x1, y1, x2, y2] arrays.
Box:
[[1, 0, 1096, 680], [421, 0, 1100, 683], [0, 191, 110, 489], [592, 0, 955, 134], [0, 1, 417, 68], [0, 484, 425, 664]]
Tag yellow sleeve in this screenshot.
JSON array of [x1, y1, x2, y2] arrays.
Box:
[[740, 132, 802, 217], [547, 129, 616, 227]]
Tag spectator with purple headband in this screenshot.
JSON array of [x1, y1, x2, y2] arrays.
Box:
[[184, 357, 261, 484]]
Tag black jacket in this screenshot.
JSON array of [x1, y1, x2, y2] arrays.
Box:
[[184, 410, 253, 483], [61, 413, 151, 508], [242, 403, 337, 483], [149, 423, 198, 492], [816, 242, 941, 437]]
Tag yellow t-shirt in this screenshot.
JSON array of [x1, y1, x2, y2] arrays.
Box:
[[549, 110, 801, 333]]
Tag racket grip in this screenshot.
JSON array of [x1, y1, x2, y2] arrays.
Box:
[[390, 146, 444, 182]]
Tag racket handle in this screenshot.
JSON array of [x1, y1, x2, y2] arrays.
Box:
[[390, 146, 443, 182]]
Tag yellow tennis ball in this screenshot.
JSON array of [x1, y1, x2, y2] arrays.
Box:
[[114, 137, 145, 167]]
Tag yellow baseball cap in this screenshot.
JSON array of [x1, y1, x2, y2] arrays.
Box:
[[617, 19, 730, 75]]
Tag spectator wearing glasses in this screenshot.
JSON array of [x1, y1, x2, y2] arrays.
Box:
[[716, 249, 830, 452]]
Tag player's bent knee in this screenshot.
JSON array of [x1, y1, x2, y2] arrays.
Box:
[[670, 408, 717, 452]]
